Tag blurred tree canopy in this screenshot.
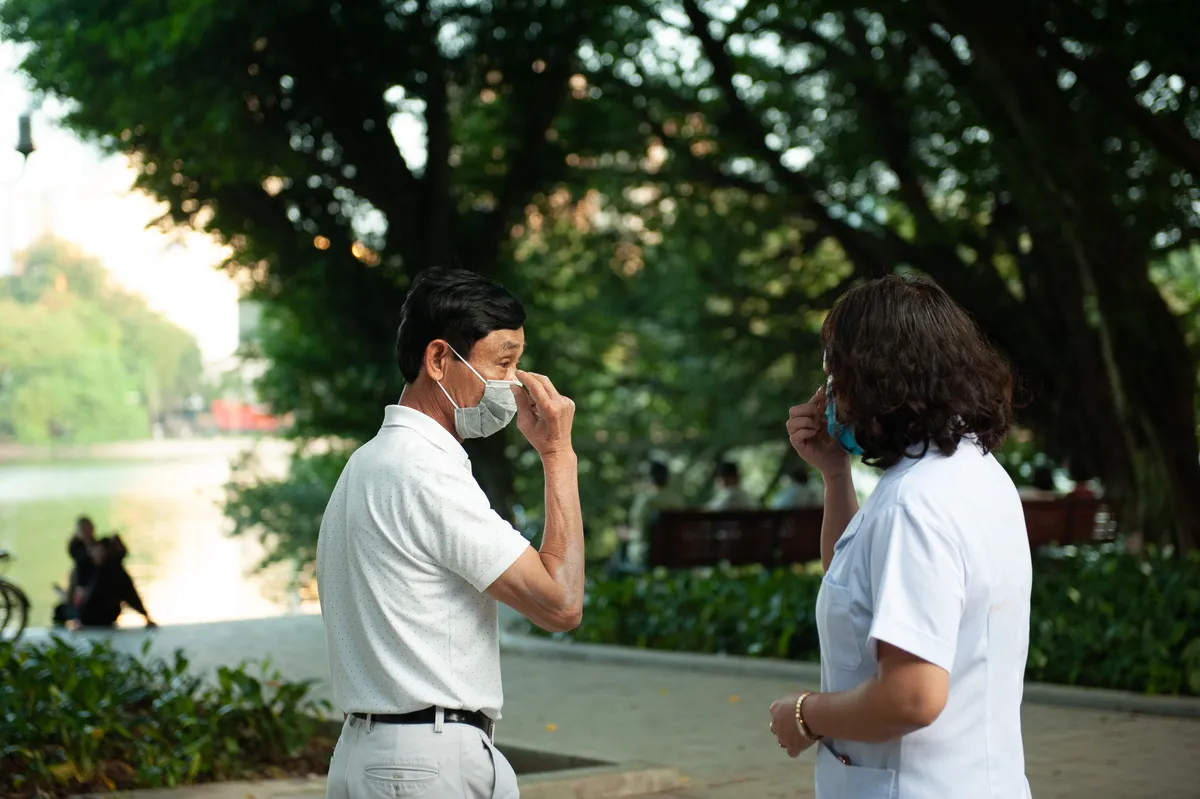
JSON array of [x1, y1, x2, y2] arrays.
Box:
[[3, 0, 1196, 558], [0, 238, 203, 443], [568, 0, 1200, 549]]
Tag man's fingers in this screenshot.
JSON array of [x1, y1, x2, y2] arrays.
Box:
[[517, 370, 560, 397], [515, 370, 555, 406], [512, 384, 535, 414]]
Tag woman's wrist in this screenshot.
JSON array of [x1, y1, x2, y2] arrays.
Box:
[[821, 464, 853, 484], [795, 691, 821, 741]]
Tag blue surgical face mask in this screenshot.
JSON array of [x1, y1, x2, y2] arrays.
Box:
[[825, 374, 864, 456]]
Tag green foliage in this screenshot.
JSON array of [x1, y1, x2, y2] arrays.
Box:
[[224, 447, 351, 572], [1151, 243, 1200, 430], [5, 0, 1198, 557], [571, 0, 1200, 548], [1027, 548, 1200, 696], [560, 563, 825, 658], [0, 637, 333, 798], [0, 238, 202, 444], [503, 187, 844, 530], [539, 549, 1200, 696]]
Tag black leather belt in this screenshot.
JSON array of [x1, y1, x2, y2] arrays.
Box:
[[352, 707, 494, 738]]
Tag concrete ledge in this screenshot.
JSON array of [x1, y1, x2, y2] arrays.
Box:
[[519, 763, 681, 799], [74, 727, 680, 799], [502, 631, 823, 682], [501, 631, 1200, 720], [1020, 681, 1200, 719], [73, 764, 681, 799], [73, 778, 325, 799]]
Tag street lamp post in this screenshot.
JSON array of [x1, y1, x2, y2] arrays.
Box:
[[4, 112, 34, 185], [16, 113, 34, 160], [3, 113, 36, 275]]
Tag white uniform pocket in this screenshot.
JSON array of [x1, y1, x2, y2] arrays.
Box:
[[817, 578, 863, 671], [815, 742, 897, 798]]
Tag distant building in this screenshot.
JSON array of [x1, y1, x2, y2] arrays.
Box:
[[203, 299, 289, 435]]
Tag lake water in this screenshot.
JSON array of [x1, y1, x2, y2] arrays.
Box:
[[0, 438, 317, 628]]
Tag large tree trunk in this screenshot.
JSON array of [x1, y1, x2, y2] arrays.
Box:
[[1077, 221, 1200, 551], [924, 0, 1200, 552]]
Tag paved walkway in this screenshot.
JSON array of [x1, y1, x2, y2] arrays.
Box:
[[30, 617, 1200, 798]]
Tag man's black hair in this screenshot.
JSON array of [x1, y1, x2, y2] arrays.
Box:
[[395, 267, 526, 382]]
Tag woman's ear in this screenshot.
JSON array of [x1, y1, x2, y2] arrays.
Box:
[[424, 339, 452, 381]]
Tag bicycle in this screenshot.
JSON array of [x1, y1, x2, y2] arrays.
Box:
[[0, 550, 30, 643]]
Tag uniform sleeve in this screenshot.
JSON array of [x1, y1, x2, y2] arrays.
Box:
[[409, 457, 531, 592], [866, 503, 966, 672]]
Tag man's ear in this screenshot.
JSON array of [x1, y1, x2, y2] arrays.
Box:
[[424, 339, 452, 381]]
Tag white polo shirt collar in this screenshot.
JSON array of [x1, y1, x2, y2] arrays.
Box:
[[381, 404, 468, 467]]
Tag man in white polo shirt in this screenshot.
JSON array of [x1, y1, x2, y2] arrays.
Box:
[[318, 267, 583, 799]]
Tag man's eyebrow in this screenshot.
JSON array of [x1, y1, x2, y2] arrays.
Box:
[[500, 341, 523, 353]]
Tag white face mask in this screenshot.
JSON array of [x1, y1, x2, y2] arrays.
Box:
[[437, 343, 520, 439]]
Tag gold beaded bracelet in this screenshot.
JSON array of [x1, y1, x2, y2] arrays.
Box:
[[794, 692, 819, 741]]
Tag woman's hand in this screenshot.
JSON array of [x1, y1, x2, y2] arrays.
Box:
[[768, 693, 818, 758], [787, 386, 850, 478]]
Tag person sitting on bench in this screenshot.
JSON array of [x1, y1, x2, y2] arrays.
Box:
[[706, 461, 758, 511], [53, 516, 156, 629]]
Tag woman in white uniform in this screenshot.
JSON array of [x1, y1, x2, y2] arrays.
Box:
[[768, 275, 1033, 799]]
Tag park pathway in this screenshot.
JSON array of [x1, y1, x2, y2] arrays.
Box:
[[28, 616, 1199, 799]]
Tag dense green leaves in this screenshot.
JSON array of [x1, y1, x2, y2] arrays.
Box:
[[1028, 547, 1200, 696], [568, 0, 1200, 549], [540, 548, 1200, 696], [0, 637, 333, 798], [2, 0, 1197, 554], [0, 239, 202, 444], [224, 448, 352, 570]]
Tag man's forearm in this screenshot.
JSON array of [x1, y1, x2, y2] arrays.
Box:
[[821, 471, 859, 571], [538, 450, 585, 614]]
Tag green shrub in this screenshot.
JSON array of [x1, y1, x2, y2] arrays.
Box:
[[1027, 547, 1200, 695], [536, 548, 1200, 696], [0, 637, 334, 798]]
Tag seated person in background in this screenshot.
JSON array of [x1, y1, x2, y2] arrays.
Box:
[[1066, 460, 1099, 498], [1069, 482, 1096, 498], [769, 465, 824, 510], [1017, 464, 1059, 500], [619, 460, 685, 569], [706, 461, 758, 511], [54, 516, 156, 629]]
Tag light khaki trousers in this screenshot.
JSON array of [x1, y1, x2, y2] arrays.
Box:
[[326, 712, 519, 798]]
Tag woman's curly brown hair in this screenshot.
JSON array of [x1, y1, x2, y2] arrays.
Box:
[[821, 274, 1014, 470]]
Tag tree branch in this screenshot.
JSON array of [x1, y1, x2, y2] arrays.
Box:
[[678, 0, 895, 275], [474, 17, 591, 275], [1045, 31, 1200, 174], [416, 0, 453, 270]]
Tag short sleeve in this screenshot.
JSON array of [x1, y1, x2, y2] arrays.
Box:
[[866, 504, 965, 672], [408, 457, 531, 592]]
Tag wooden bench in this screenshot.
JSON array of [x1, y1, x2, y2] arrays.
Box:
[[647, 509, 823, 570], [647, 499, 1116, 569], [1022, 496, 1116, 548]]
